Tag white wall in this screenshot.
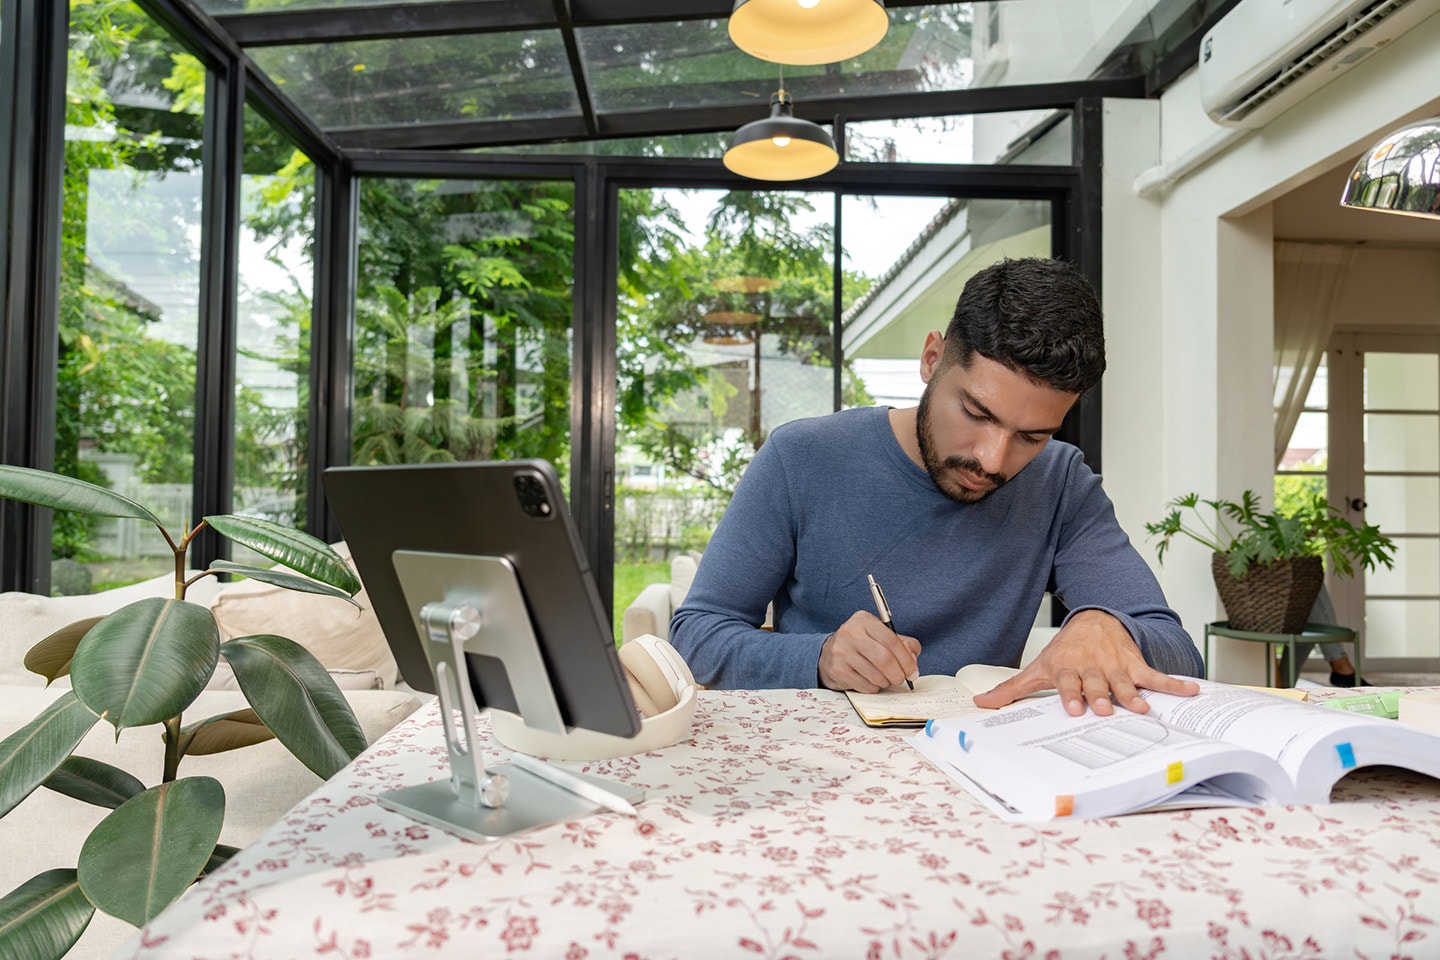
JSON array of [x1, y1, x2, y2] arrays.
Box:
[[1102, 10, 1440, 680], [1334, 248, 1440, 329]]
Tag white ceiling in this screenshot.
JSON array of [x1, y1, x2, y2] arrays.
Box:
[[1273, 148, 1440, 248]]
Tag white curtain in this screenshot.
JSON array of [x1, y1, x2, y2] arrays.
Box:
[[1273, 242, 1357, 468]]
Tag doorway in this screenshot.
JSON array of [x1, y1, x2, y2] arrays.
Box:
[[1328, 332, 1440, 674]]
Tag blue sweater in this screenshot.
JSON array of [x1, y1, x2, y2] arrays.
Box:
[[669, 406, 1202, 689]]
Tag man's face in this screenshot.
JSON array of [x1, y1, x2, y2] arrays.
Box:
[[916, 345, 1078, 504]]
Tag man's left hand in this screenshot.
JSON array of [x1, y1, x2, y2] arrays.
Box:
[[971, 609, 1200, 716]]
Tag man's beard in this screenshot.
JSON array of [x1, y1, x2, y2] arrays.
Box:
[[915, 382, 1008, 504]]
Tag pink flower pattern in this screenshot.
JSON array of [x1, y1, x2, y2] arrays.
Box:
[[115, 688, 1440, 958]]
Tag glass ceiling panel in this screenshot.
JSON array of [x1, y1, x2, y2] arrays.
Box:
[[196, 0, 460, 11], [578, 2, 1153, 115], [248, 31, 578, 130]]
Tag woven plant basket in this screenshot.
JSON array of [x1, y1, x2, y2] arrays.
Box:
[[1211, 552, 1325, 634]]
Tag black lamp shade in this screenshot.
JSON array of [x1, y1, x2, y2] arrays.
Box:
[[723, 94, 839, 181]]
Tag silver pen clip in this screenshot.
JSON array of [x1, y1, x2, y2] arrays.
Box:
[[867, 574, 891, 624]]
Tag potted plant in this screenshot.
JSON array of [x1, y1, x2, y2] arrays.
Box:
[[1145, 490, 1397, 634], [0, 466, 367, 960]]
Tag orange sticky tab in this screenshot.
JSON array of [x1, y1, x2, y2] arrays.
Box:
[[1166, 761, 1184, 785], [1055, 795, 1074, 817]]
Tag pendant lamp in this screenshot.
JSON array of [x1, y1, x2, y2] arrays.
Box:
[[723, 86, 838, 181], [1339, 117, 1440, 220], [729, 0, 888, 65]]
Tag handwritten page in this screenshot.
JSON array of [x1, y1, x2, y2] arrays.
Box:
[[844, 665, 1025, 726]]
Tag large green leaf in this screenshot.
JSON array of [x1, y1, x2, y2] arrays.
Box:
[[77, 777, 224, 927], [22, 617, 103, 683], [221, 636, 366, 778], [207, 560, 360, 606], [203, 516, 361, 594], [43, 756, 145, 810], [0, 693, 101, 819], [0, 465, 160, 525], [70, 599, 218, 732], [0, 869, 95, 960], [180, 708, 275, 755]]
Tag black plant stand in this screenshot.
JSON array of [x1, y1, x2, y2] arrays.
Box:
[[1203, 621, 1360, 688]]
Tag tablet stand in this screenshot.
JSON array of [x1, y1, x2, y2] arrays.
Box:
[[378, 550, 642, 840]]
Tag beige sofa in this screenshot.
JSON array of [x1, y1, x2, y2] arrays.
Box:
[[0, 567, 427, 959]]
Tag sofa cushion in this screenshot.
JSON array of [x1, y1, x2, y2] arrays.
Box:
[[0, 572, 224, 688], [207, 542, 399, 688], [669, 553, 698, 611]]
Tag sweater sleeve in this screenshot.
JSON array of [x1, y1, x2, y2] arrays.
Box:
[[668, 438, 830, 689], [1049, 459, 1205, 678]]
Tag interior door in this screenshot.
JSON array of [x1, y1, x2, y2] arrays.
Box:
[[1329, 332, 1440, 674]]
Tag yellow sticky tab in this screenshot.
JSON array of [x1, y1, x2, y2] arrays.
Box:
[[1055, 795, 1074, 817], [1166, 761, 1184, 785]]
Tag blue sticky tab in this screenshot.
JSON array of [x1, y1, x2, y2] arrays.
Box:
[[958, 731, 971, 752], [1336, 742, 1356, 769], [924, 719, 936, 737]]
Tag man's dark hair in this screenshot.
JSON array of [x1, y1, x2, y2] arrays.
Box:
[[942, 257, 1106, 394]]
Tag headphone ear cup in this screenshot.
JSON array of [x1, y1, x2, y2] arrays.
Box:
[[619, 638, 681, 715], [624, 669, 663, 718]]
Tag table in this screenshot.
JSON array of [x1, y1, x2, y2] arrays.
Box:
[[1204, 620, 1359, 687], [121, 689, 1440, 959]]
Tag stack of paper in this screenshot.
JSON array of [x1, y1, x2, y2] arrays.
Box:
[[1398, 689, 1440, 734]]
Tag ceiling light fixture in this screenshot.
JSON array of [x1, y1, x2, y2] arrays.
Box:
[[723, 80, 838, 182], [728, 0, 888, 65], [1339, 117, 1440, 220]]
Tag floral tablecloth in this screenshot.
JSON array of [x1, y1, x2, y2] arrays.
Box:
[[120, 689, 1440, 959]]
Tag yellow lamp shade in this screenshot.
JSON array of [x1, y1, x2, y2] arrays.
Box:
[[729, 0, 888, 65]]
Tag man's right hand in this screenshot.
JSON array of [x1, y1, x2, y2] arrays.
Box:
[[819, 611, 921, 692]]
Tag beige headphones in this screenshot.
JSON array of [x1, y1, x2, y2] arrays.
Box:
[[490, 633, 698, 760]]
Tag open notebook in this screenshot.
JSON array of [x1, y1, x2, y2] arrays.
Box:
[[844, 664, 1025, 726]]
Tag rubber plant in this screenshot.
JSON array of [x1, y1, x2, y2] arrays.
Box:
[[0, 466, 367, 960]]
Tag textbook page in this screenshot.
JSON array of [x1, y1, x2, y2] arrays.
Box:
[[1139, 681, 1440, 803], [912, 692, 1294, 821], [844, 664, 1023, 726]]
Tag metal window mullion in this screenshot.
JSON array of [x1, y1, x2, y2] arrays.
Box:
[[310, 156, 357, 544], [191, 59, 244, 569], [571, 160, 617, 616], [0, 0, 67, 593]]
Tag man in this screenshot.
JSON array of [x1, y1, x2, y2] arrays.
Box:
[[669, 257, 1202, 717]]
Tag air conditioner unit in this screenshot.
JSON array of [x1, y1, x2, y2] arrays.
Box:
[[1198, 0, 1440, 128]]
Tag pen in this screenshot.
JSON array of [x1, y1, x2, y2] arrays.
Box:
[[867, 574, 914, 690], [508, 752, 640, 817]]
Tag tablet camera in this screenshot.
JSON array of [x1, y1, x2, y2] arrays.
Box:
[[514, 473, 553, 519]]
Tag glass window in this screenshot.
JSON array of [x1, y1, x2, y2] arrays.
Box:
[[1365, 598, 1440, 659], [1366, 476, 1440, 536], [232, 104, 316, 541], [611, 188, 1054, 631], [843, 195, 1052, 406], [613, 187, 840, 628], [352, 177, 575, 475], [1365, 413, 1439, 472], [846, 111, 1071, 166], [1365, 352, 1439, 409], [55, 1, 205, 594]]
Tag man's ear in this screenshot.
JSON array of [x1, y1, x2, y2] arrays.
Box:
[[919, 330, 946, 383]]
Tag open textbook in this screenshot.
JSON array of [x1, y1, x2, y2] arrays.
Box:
[[844, 664, 1026, 726], [912, 679, 1440, 822]]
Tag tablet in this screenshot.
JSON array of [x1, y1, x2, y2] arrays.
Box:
[[323, 459, 641, 740]]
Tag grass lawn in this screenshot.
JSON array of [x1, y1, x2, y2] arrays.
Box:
[[611, 559, 671, 643]]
